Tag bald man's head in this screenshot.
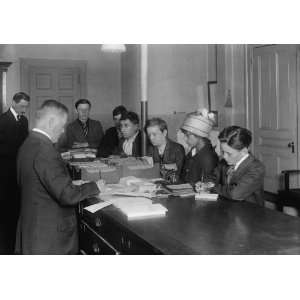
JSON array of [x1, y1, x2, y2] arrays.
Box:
[[35, 100, 68, 143]]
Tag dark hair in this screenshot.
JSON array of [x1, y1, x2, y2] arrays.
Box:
[[120, 111, 139, 125], [13, 92, 30, 103], [145, 118, 168, 133], [113, 105, 127, 117], [75, 99, 91, 109], [218, 126, 252, 150], [40, 99, 68, 114]]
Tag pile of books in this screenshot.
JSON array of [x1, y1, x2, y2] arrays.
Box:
[[166, 183, 196, 197]]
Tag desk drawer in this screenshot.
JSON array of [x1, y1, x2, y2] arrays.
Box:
[[93, 216, 161, 254], [79, 221, 120, 255]]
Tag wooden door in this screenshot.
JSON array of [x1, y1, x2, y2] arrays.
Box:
[[252, 45, 298, 193], [20, 59, 86, 129]]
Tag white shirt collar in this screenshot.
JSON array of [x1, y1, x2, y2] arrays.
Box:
[[32, 128, 52, 142], [10, 107, 18, 121], [123, 131, 139, 156], [234, 153, 249, 171]]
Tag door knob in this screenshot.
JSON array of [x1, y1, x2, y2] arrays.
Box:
[[288, 142, 295, 153]]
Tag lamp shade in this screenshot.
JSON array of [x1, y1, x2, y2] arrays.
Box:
[[101, 44, 126, 53]]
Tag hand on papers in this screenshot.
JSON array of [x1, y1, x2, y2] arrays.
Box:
[[96, 179, 106, 192]]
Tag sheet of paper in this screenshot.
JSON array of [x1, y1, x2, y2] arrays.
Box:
[[72, 180, 90, 186], [84, 200, 113, 213], [166, 183, 193, 190]]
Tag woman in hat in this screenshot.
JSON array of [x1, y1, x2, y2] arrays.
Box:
[[180, 109, 219, 185], [213, 126, 265, 206]]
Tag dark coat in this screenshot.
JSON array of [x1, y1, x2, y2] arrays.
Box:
[[181, 142, 219, 184], [147, 138, 185, 179], [0, 109, 29, 252], [57, 118, 104, 151], [0, 109, 28, 179], [97, 126, 119, 158], [117, 130, 142, 157], [213, 155, 265, 206], [16, 131, 99, 254]]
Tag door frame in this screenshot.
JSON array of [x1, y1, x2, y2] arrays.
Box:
[[20, 58, 87, 122], [247, 44, 300, 186]]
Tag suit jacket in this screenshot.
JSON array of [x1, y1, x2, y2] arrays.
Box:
[[57, 118, 104, 151], [213, 155, 265, 206], [0, 109, 28, 179], [117, 130, 142, 157], [16, 131, 99, 254], [147, 138, 185, 178], [181, 142, 219, 184], [97, 126, 119, 158]]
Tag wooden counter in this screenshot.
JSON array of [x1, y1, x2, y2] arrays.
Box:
[[79, 196, 300, 254]]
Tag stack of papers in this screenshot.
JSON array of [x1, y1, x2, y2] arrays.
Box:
[[166, 183, 195, 197], [113, 197, 167, 220], [85, 196, 168, 220]]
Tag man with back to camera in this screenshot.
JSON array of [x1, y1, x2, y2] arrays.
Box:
[[57, 98, 104, 151], [16, 100, 100, 254], [0, 92, 30, 254], [97, 105, 127, 157]]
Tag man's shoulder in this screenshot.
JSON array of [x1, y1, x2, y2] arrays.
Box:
[[0, 110, 12, 123], [89, 118, 102, 127], [248, 155, 265, 172], [168, 139, 185, 151], [106, 126, 116, 134]]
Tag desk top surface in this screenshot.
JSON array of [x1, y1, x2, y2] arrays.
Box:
[[82, 197, 300, 254]]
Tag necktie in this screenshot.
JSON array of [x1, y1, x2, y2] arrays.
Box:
[[226, 165, 235, 184], [82, 122, 88, 137]]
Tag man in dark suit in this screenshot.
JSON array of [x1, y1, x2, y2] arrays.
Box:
[[213, 126, 265, 206], [0, 92, 30, 254], [16, 100, 100, 254], [97, 105, 127, 157], [117, 111, 142, 157], [57, 98, 104, 151]]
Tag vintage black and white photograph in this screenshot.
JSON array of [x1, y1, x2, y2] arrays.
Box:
[[1, 1, 299, 299], [2, 43, 299, 255]]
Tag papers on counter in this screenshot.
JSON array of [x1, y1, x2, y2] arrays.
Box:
[[195, 193, 218, 201], [166, 183, 193, 190], [166, 183, 195, 197], [72, 180, 90, 186], [112, 197, 167, 220], [84, 200, 113, 213], [84, 196, 168, 220]]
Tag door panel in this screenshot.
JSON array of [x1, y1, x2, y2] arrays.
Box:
[[253, 45, 298, 193], [25, 62, 83, 129]]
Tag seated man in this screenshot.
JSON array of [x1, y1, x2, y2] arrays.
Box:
[[97, 105, 127, 157], [145, 118, 185, 183], [57, 99, 104, 151], [117, 111, 142, 157], [213, 126, 265, 206]]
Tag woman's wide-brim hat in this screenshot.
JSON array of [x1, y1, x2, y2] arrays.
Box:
[[181, 108, 214, 138]]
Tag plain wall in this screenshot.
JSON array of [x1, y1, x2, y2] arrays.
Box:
[[121, 44, 247, 141], [0, 44, 122, 130]]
